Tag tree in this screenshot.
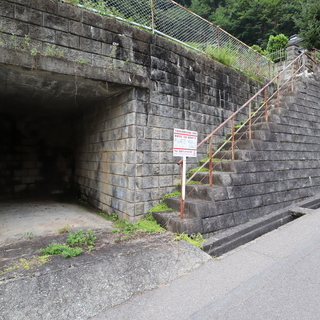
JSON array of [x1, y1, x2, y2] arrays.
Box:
[[174, 0, 192, 6], [295, 0, 320, 50], [266, 34, 288, 52], [189, 0, 225, 19], [174, 0, 226, 20], [209, 0, 299, 48]]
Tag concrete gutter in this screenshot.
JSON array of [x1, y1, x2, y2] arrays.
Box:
[[93, 206, 320, 319], [0, 232, 211, 320]]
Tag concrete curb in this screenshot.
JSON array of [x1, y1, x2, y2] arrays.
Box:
[[0, 233, 211, 320]]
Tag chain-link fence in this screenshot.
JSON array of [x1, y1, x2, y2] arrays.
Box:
[[76, 0, 273, 79], [265, 48, 287, 63]]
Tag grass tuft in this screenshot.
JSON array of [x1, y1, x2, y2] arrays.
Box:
[[173, 233, 205, 248]]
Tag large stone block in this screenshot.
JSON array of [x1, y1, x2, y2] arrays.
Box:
[[44, 13, 68, 31], [202, 213, 235, 233], [30, 0, 57, 14], [56, 31, 79, 49], [79, 37, 102, 54], [57, 2, 81, 21], [17, 6, 42, 26]]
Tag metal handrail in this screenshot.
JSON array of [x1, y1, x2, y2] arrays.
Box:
[[178, 51, 319, 218]]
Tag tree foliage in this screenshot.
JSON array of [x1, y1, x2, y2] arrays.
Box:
[[173, 0, 312, 49], [294, 0, 320, 50], [266, 34, 288, 52], [209, 0, 298, 48]]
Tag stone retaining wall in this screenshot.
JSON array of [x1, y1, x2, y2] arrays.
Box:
[[0, 0, 263, 219]]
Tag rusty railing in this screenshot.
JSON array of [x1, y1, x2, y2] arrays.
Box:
[[178, 51, 319, 218]]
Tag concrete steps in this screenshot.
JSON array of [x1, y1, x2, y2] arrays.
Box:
[[203, 209, 296, 256], [165, 196, 216, 219], [153, 72, 320, 256], [190, 171, 234, 186]]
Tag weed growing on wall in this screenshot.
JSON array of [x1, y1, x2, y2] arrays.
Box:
[[0, 26, 5, 44], [42, 43, 65, 57], [0, 25, 65, 58], [75, 58, 89, 64]]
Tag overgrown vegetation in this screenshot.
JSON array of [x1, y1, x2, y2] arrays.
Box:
[[177, 180, 202, 185], [110, 213, 165, 241], [173, 233, 205, 248], [58, 225, 71, 234], [67, 229, 96, 246], [188, 166, 209, 178], [0, 255, 51, 274], [266, 34, 288, 54], [175, 0, 320, 54], [206, 45, 237, 67], [294, 0, 320, 50], [37, 242, 84, 258], [146, 190, 182, 216], [99, 212, 118, 221], [162, 190, 182, 200], [147, 202, 173, 213], [37, 229, 96, 258], [0, 29, 65, 58]]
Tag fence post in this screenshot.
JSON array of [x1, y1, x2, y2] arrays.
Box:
[[209, 136, 213, 186], [151, 0, 155, 34], [291, 61, 294, 92], [180, 156, 186, 219], [264, 88, 268, 122], [231, 116, 235, 160], [217, 26, 221, 49], [277, 75, 280, 107], [249, 102, 252, 139]]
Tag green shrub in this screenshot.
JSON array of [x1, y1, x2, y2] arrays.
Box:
[[266, 34, 288, 53]]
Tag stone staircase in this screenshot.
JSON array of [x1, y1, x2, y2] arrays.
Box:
[[153, 71, 320, 256]]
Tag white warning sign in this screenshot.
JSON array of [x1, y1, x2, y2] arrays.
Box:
[[173, 128, 198, 157]]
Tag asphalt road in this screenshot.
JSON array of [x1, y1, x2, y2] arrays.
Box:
[[92, 208, 320, 320]]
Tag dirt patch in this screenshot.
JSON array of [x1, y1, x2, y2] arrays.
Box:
[[0, 198, 113, 245]]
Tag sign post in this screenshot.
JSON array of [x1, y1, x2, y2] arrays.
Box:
[[173, 129, 198, 219]]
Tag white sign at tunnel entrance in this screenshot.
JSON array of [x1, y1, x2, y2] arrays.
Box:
[[173, 128, 198, 157]]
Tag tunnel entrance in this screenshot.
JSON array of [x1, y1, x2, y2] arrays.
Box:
[[0, 112, 76, 198], [0, 64, 132, 200]]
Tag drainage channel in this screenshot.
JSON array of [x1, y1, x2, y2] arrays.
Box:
[[201, 194, 320, 257], [300, 198, 320, 210]]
